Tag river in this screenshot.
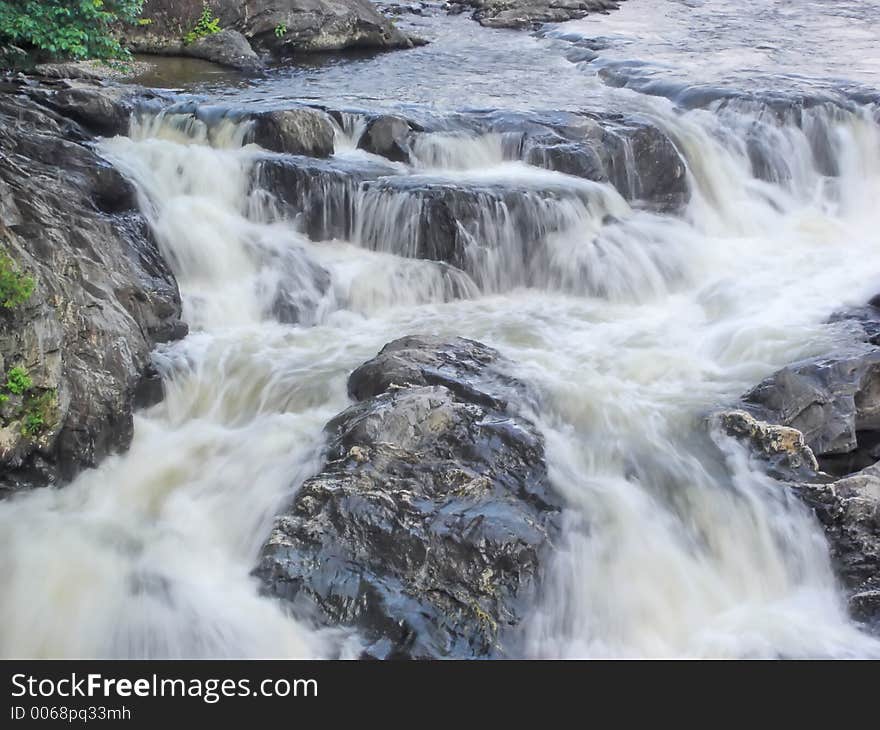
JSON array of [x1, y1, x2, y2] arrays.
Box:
[[1, 0, 879, 658]]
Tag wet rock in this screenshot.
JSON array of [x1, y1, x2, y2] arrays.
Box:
[[715, 409, 880, 629], [715, 303, 880, 630], [249, 108, 336, 157], [613, 121, 688, 212], [0, 84, 184, 490], [744, 345, 880, 458], [468, 0, 622, 30], [256, 335, 562, 658], [714, 409, 820, 482], [254, 154, 401, 240], [484, 110, 689, 212], [357, 115, 418, 163]]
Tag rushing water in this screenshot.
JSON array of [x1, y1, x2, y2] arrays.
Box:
[[2, 0, 880, 657]]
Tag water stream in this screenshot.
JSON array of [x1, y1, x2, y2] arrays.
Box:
[[2, 0, 880, 657]]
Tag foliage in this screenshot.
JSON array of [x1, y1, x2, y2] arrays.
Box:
[[21, 389, 56, 437], [0, 1, 144, 61], [0, 253, 35, 309], [183, 3, 221, 45], [5, 366, 32, 395], [0, 364, 56, 437], [274, 23, 287, 39]]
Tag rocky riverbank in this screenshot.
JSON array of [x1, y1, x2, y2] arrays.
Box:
[[127, 0, 422, 70], [0, 77, 184, 493], [714, 303, 880, 631]]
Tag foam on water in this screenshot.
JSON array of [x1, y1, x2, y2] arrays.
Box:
[[2, 6, 880, 656]]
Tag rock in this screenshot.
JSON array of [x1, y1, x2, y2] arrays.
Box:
[[357, 115, 417, 163], [32, 60, 155, 82], [714, 409, 880, 629], [0, 45, 32, 71], [0, 83, 184, 491], [744, 345, 880, 460], [128, 23, 263, 72], [254, 154, 401, 241], [249, 108, 336, 157], [713, 409, 821, 482], [467, 0, 622, 30], [185, 29, 264, 72], [30, 84, 137, 138], [137, 0, 417, 57], [714, 303, 880, 630], [256, 335, 562, 658], [485, 110, 690, 213]]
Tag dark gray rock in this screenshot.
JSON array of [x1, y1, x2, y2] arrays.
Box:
[[249, 108, 336, 157], [482, 110, 690, 213], [0, 83, 184, 491], [254, 154, 401, 240], [31, 84, 136, 138], [357, 115, 417, 163], [715, 408, 880, 630], [256, 335, 562, 658], [744, 345, 880, 459], [467, 0, 622, 30], [715, 303, 880, 631], [186, 29, 264, 72]]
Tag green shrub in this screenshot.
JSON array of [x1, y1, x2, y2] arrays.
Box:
[[184, 3, 221, 45], [274, 23, 287, 39], [5, 366, 32, 395], [21, 389, 56, 437], [0, 0, 144, 61], [0, 253, 35, 309]]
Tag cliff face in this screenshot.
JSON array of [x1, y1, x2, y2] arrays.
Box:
[[0, 78, 184, 492]]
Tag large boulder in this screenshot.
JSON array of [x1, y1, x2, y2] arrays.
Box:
[[357, 115, 418, 163], [137, 0, 416, 57], [183, 29, 264, 72], [256, 336, 562, 658], [0, 81, 184, 493], [248, 108, 336, 157], [743, 317, 880, 464]]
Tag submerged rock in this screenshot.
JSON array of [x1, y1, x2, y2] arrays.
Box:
[[0, 82, 184, 492], [256, 335, 562, 658]]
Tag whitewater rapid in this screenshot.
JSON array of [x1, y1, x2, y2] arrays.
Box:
[[3, 5, 880, 658]]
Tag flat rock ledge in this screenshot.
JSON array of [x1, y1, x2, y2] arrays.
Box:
[[256, 335, 562, 658], [460, 0, 625, 30], [712, 303, 880, 631]]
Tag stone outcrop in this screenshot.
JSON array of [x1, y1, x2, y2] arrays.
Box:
[[714, 302, 880, 630], [463, 0, 624, 30], [0, 78, 184, 493], [256, 336, 562, 658], [135, 0, 416, 61]]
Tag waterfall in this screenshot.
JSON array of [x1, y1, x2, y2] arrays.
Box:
[[2, 59, 880, 657]]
